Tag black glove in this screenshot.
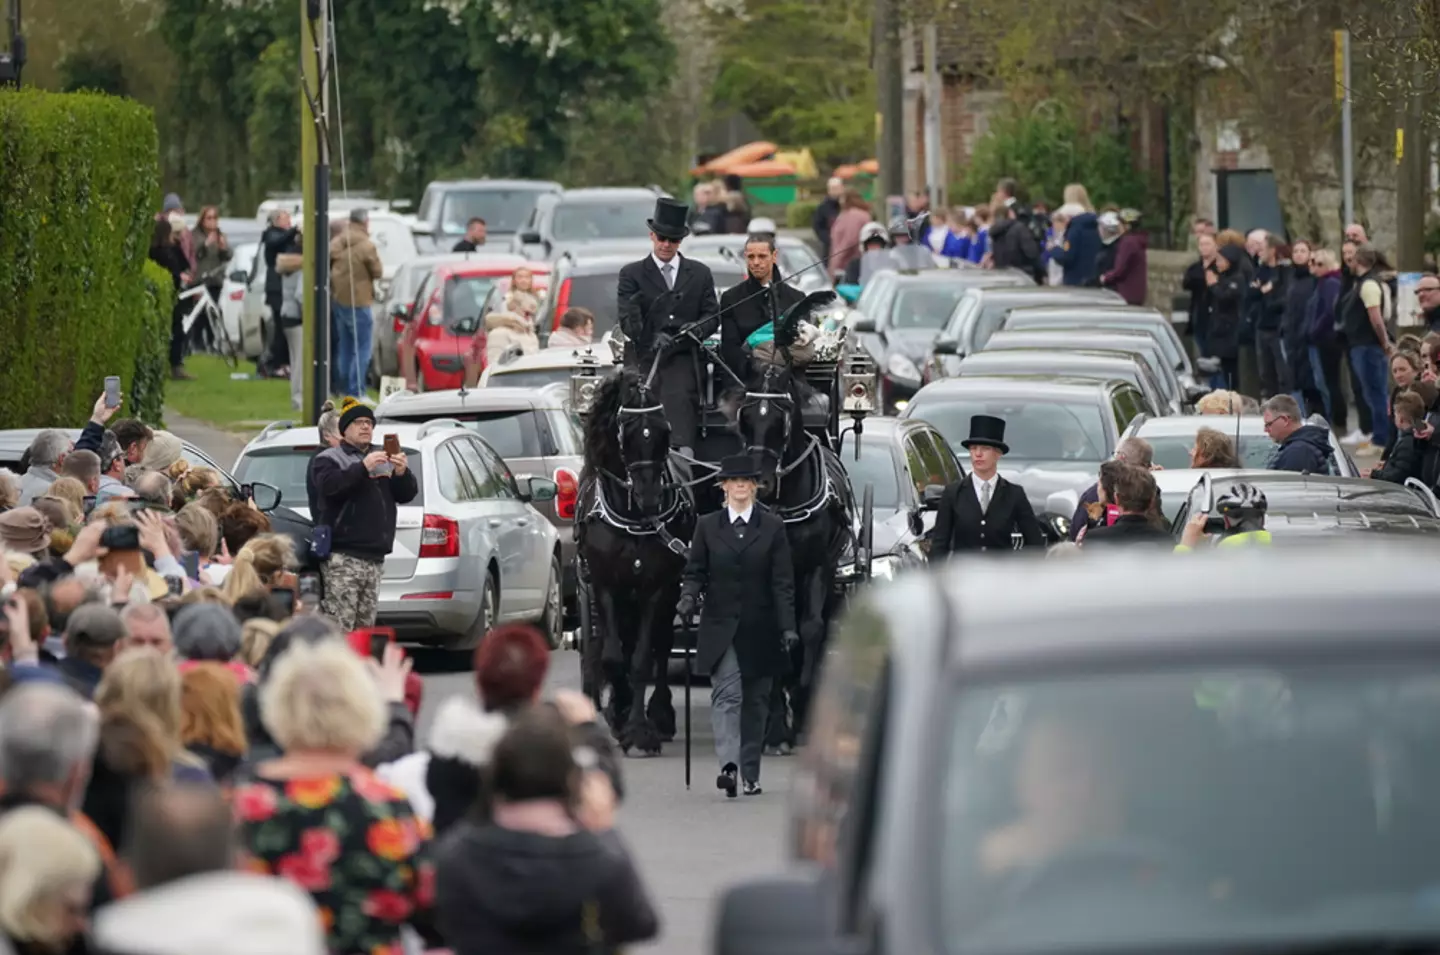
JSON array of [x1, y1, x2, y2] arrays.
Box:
[[676, 594, 697, 619], [782, 630, 799, 652], [652, 331, 675, 353]]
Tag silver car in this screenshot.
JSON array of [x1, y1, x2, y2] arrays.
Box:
[[232, 420, 565, 650], [680, 234, 833, 293]]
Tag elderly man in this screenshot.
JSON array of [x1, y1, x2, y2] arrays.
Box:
[[95, 432, 131, 503], [120, 603, 173, 655], [0, 682, 129, 905], [18, 429, 70, 505], [330, 208, 384, 398], [131, 471, 173, 512], [1262, 394, 1336, 474], [58, 603, 127, 699], [94, 785, 325, 955]]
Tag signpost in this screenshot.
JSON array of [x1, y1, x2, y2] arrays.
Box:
[[1334, 30, 1354, 230], [300, 0, 331, 422]]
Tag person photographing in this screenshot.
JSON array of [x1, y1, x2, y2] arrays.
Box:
[[676, 455, 796, 798], [311, 398, 418, 630]]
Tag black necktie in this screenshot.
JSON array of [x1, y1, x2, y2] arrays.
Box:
[[732, 516, 746, 537]]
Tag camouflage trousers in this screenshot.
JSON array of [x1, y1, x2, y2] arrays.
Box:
[[320, 553, 384, 632]]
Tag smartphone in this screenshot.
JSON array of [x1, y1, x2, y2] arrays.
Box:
[[270, 587, 296, 618], [240, 484, 254, 503], [165, 576, 184, 598], [82, 495, 96, 514], [104, 376, 121, 409], [347, 626, 395, 661], [298, 571, 323, 602], [383, 434, 401, 456], [180, 550, 201, 580]]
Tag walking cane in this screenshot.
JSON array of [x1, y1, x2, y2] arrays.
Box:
[[683, 612, 694, 790]]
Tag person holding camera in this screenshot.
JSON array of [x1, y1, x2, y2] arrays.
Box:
[[310, 398, 418, 631], [676, 455, 796, 798]]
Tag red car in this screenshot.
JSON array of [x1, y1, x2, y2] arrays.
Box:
[[398, 256, 550, 391]]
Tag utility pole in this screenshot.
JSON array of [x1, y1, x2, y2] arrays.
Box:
[[1335, 29, 1354, 230], [300, 0, 331, 422], [874, 0, 905, 212], [922, 22, 946, 210], [0, 0, 24, 87], [1395, 35, 1429, 270]]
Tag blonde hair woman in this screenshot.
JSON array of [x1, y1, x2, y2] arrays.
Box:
[[220, 533, 294, 605], [94, 648, 209, 781], [1062, 183, 1094, 212], [1196, 389, 1244, 415], [0, 807, 99, 953], [41, 477, 87, 525], [236, 639, 436, 953]]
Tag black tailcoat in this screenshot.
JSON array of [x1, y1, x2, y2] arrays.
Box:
[[930, 474, 1045, 557], [717, 271, 805, 377], [681, 505, 797, 678], [616, 254, 719, 446]]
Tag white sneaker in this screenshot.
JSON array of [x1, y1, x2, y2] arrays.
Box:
[[1340, 429, 1369, 446]]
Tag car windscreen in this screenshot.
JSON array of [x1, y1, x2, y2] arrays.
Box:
[[940, 662, 1440, 954], [441, 189, 545, 235], [552, 199, 655, 242], [889, 285, 973, 329], [234, 446, 424, 512], [1145, 433, 1278, 471], [487, 367, 577, 391], [840, 437, 902, 509], [908, 396, 1108, 465], [565, 274, 622, 334], [382, 411, 536, 459], [443, 277, 498, 324]]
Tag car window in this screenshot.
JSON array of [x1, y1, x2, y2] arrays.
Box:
[[910, 430, 955, 492], [1144, 433, 1277, 470], [940, 662, 1440, 952], [442, 276, 498, 325], [928, 429, 965, 484], [781, 244, 820, 277], [840, 436, 903, 510], [445, 439, 496, 500], [547, 410, 583, 455], [971, 302, 1020, 351], [180, 449, 236, 488], [435, 442, 474, 503], [1111, 387, 1139, 434], [234, 446, 424, 512], [564, 273, 621, 334], [440, 189, 545, 235], [551, 199, 654, 242], [456, 438, 514, 500], [486, 367, 578, 390], [901, 434, 931, 500], [855, 273, 896, 313], [940, 292, 981, 343], [908, 396, 1108, 465], [384, 411, 538, 459], [888, 285, 972, 330]]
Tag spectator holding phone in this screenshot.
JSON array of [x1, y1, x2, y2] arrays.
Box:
[[310, 399, 417, 631]]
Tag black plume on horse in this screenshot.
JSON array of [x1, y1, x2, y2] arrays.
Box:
[[772, 289, 837, 351]]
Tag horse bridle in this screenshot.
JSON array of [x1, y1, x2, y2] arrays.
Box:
[[613, 397, 671, 486], [738, 367, 797, 486]]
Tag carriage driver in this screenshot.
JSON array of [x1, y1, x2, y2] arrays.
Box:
[[617, 197, 720, 458], [677, 454, 798, 798], [718, 233, 805, 378]]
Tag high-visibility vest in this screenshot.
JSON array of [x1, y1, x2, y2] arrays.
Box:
[[1174, 529, 1272, 553]]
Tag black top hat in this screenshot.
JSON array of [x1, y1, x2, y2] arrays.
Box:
[[716, 454, 761, 481], [961, 414, 1009, 454], [647, 197, 691, 241]]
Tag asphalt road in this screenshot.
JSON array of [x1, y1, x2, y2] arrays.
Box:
[[410, 649, 791, 955]]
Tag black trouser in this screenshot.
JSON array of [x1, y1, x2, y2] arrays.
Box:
[[653, 350, 700, 449], [1219, 357, 1240, 392], [262, 295, 290, 373], [169, 301, 187, 369], [1315, 341, 1347, 428], [1257, 328, 1288, 399]]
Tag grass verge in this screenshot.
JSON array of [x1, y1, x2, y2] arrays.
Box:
[[164, 356, 296, 431]]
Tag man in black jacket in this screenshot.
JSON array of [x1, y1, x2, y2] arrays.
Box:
[[989, 203, 1042, 278], [1262, 394, 1337, 474], [1079, 463, 1171, 549], [260, 210, 300, 377], [311, 399, 419, 630], [616, 197, 720, 455], [930, 415, 1045, 556], [677, 455, 797, 797], [717, 233, 804, 379]]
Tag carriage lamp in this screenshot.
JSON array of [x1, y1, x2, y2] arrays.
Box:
[[841, 369, 877, 415], [571, 371, 601, 415]]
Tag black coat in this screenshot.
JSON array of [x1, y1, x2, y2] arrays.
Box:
[[1080, 514, 1172, 549], [261, 224, 300, 299], [1181, 257, 1215, 339], [681, 506, 796, 678], [717, 272, 805, 378], [616, 254, 719, 368], [1208, 270, 1247, 359], [930, 475, 1045, 557]]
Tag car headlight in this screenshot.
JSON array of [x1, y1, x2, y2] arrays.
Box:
[[886, 353, 920, 382], [1048, 514, 1071, 540]]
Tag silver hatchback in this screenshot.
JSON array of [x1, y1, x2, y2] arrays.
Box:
[[232, 420, 564, 650]]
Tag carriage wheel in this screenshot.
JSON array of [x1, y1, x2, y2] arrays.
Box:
[[859, 482, 874, 580], [577, 574, 603, 709]]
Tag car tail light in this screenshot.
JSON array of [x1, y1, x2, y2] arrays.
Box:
[[554, 467, 578, 520], [551, 279, 572, 329], [419, 514, 459, 558], [228, 289, 244, 301]]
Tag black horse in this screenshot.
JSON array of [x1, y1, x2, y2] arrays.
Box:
[[577, 369, 696, 756], [725, 359, 854, 752]]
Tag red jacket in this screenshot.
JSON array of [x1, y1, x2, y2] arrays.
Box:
[[1102, 230, 1149, 306]]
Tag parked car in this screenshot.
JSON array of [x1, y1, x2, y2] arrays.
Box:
[[901, 375, 1153, 522], [681, 234, 833, 294], [409, 179, 563, 254], [372, 252, 502, 381], [480, 345, 619, 390], [836, 416, 964, 579], [376, 384, 583, 622], [928, 285, 1125, 376], [1163, 470, 1440, 540], [232, 420, 565, 650], [847, 268, 1033, 333], [0, 430, 238, 488], [1119, 413, 1359, 476], [221, 242, 259, 358], [534, 251, 745, 343], [848, 272, 1035, 413], [401, 259, 552, 392], [953, 348, 1175, 416], [511, 187, 668, 262], [977, 327, 1185, 413], [716, 543, 1440, 955], [999, 304, 1200, 391]]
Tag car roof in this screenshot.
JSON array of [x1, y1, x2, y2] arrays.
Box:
[[961, 348, 1145, 368], [1152, 466, 1431, 507], [241, 420, 470, 451], [428, 179, 563, 191], [486, 346, 618, 372], [878, 544, 1440, 674], [1007, 304, 1166, 319], [969, 286, 1123, 302], [988, 328, 1157, 344], [431, 257, 550, 278], [376, 386, 565, 417], [555, 187, 659, 203], [910, 375, 1115, 402], [1133, 415, 1270, 437]]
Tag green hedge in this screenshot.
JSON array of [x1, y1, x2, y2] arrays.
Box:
[[0, 89, 166, 428], [786, 199, 820, 229]]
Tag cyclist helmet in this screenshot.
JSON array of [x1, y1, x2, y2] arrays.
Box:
[[1215, 481, 1267, 532], [859, 222, 889, 248]]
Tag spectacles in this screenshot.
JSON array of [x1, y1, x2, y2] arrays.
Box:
[[1262, 415, 1288, 428]]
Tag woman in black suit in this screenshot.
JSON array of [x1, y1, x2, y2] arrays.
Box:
[[930, 415, 1045, 557], [677, 455, 797, 797]]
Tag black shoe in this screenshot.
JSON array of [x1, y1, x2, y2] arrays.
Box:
[[717, 765, 738, 798], [743, 780, 763, 796]]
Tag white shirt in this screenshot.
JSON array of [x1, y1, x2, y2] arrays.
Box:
[[727, 503, 755, 526], [652, 253, 681, 285], [972, 474, 997, 509]]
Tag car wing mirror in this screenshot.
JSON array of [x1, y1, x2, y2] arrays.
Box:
[[921, 484, 946, 509], [525, 476, 558, 503], [249, 482, 282, 513], [228, 269, 248, 283]]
